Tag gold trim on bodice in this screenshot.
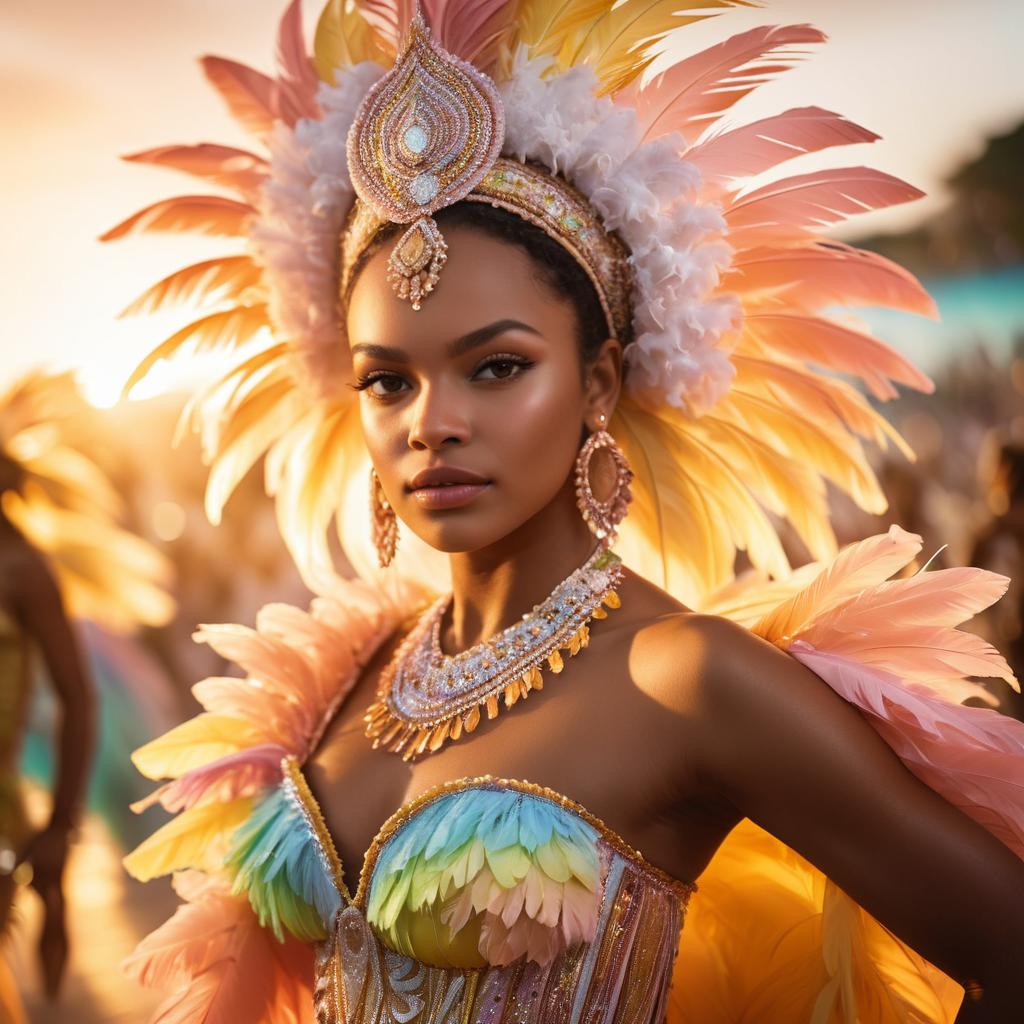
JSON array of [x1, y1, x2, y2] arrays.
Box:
[[286, 756, 698, 910]]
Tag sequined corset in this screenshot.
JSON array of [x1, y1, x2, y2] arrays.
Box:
[[284, 764, 696, 1024]]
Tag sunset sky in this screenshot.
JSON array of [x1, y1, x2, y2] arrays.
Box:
[[3, 0, 1022, 404]]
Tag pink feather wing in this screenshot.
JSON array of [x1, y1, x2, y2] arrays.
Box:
[[124, 876, 314, 1024], [790, 644, 1024, 859]]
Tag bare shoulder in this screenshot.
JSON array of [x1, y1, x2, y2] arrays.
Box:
[[635, 605, 839, 711]]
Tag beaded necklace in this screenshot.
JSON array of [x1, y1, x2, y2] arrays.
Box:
[[364, 548, 624, 760]]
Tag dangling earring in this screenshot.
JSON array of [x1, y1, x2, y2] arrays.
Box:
[[369, 467, 399, 568], [574, 412, 633, 548]]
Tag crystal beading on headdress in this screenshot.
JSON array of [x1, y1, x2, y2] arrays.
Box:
[[341, 157, 634, 340], [345, 11, 504, 308], [108, 0, 939, 612]]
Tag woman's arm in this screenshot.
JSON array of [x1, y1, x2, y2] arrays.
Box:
[[684, 613, 1024, 1022], [14, 555, 95, 996], [16, 557, 95, 839]]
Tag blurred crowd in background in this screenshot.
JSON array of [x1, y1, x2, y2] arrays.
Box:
[[1, 92, 1023, 1024]]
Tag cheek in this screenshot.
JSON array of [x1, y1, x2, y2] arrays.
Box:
[[358, 398, 402, 460], [482, 367, 584, 490]]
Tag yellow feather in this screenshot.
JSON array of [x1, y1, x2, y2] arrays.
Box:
[[314, 0, 386, 78], [131, 713, 268, 781], [614, 397, 789, 607], [122, 797, 254, 882], [670, 819, 961, 1023], [732, 353, 915, 462], [693, 412, 837, 564], [516, 0, 614, 57], [122, 304, 270, 396], [558, 0, 748, 94], [716, 388, 887, 515], [119, 255, 263, 318], [205, 377, 304, 524]]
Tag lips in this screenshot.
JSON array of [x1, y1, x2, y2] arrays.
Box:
[[407, 466, 489, 490], [406, 465, 490, 510]]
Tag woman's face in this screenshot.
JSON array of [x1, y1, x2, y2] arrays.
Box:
[[346, 224, 602, 555]]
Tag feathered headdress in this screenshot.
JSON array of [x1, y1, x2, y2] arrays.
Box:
[[0, 371, 174, 630], [106, 0, 936, 606]]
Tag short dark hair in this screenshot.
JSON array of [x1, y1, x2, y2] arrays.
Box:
[[342, 200, 616, 377]]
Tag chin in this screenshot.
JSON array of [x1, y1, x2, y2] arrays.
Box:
[[404, 510, 524, 555]]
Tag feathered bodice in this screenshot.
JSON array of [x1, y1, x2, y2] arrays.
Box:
[[123, 528, 1024, 1024], [288, 769, 693, 1023]]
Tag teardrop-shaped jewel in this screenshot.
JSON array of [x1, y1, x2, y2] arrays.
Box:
[[347, 12, 503, 222], [347, 12, 505, 306]]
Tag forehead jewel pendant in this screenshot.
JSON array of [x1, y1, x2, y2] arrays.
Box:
[[346, 11, 505, 309]]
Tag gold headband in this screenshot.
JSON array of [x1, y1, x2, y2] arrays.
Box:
[[341, 10, 631, 338], [340, 158, 633, 340]]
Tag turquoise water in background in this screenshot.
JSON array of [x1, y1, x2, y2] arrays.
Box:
[[857, 265, 1024, 372]]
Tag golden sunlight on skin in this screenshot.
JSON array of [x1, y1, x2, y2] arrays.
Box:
[[347, 225, 609, 558]]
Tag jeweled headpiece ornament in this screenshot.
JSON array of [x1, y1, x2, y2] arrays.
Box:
[[346, 11, 504, 308]]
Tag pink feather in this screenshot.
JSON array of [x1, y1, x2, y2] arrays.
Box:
[[724, 167, 925, 246], [687, 106, 880, 188], [422, 0, 517, 66], [621, 24, 827, 144], [805, 567, 1014, 632], [124, 874, 314, 1024], [723, 242, 939, 318], [201, 57, 279, 136], [356, 0, 416, 53], [790, 644, 1024, 859], [753, 524, 925, 643], [122, 145, 268, 199], [99, 196, 253, 242], [274, 0, 320, 123], [741, 313, 934, 401], [130, 744, 289, 815], [255, 603, 359, 710], [191, 676, 314, 750], [192, 624, 317, 700]]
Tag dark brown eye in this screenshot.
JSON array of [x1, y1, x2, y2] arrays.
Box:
[[353, 372, 409, 398], [474, 355, 532, 381]]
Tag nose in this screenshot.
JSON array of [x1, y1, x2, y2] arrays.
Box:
[[406, 380, 469, 451]]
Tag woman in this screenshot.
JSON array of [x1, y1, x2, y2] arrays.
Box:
[[0, 372, 172, 1012], [119, 3, 1024, 1021]]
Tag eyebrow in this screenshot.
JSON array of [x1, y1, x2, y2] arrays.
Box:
[[350, 319, 542, 363]]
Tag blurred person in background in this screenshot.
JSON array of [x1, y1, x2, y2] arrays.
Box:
[[971, 437, 1024, 711], [0, 450, 92, 1008], [0, 372, 174, 1016]]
